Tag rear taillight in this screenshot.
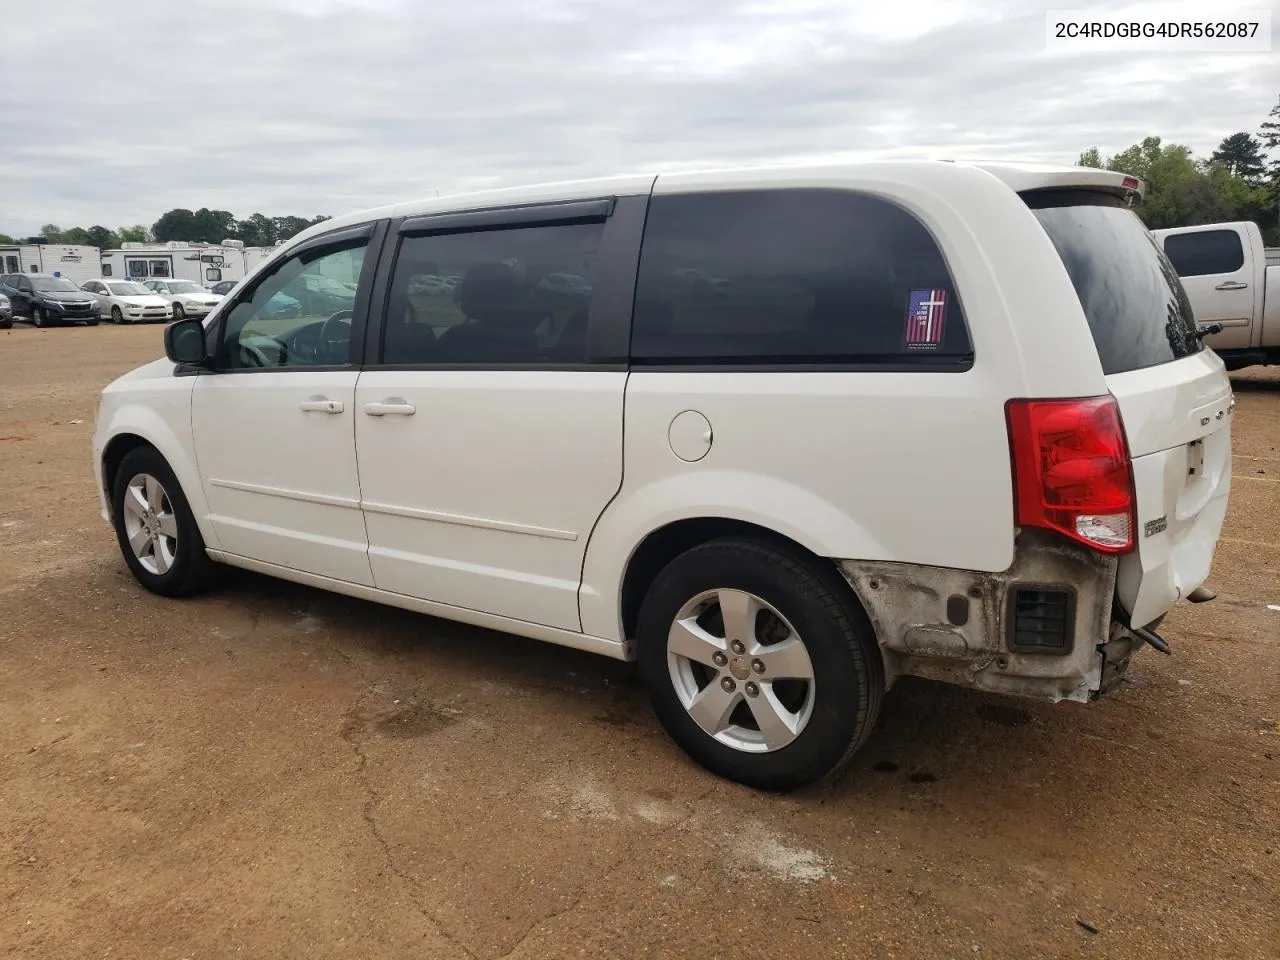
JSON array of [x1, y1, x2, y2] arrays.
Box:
[[1006, 396, 1135, 554]]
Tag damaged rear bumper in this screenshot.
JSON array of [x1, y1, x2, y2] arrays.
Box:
[[839, 530, 1156, 704]]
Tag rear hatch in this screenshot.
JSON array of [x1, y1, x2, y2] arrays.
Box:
[[1026, 190, 1233, 628]]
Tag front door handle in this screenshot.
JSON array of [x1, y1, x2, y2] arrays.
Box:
[[1214, 281, 1247, 291], [364, 400, 416, 417], [299, 398, 344, 414]]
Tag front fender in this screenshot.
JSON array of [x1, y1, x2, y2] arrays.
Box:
[[93, 375, 218, 550], [578, 470, 888, 642]]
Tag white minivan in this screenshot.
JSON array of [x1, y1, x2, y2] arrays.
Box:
[[92, 161, 1233, 790]]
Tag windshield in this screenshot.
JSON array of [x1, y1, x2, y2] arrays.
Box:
[[1025, 191, 1202, 375], [31, 277, 80, 292], [108, 282, 151, 296], [169, 281, 203, 294]]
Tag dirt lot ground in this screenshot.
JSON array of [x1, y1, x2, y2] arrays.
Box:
[[1, 322, 1277, 960]]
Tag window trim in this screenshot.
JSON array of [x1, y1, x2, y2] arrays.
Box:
[[627, 188, 976, 372], [1162, 229, 1246, 278], [400, 198, 616, 237], [362, 195, 646, 371], [200, 219, 389, 376]]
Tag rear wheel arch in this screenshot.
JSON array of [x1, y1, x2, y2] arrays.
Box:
[[620, 517, 875, 646]]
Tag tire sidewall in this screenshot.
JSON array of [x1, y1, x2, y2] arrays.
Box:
[[172, 303, 184, 321], [637, 541, 875, 790], [111, 306, 123, 324], [111, 448, 206, 597]]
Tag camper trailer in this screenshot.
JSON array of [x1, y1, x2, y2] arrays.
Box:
[[100, 240, 248, 289], [0, 244, 102, 286]]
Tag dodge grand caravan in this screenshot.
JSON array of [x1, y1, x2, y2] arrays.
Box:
[[92, 161, 1233, 790]]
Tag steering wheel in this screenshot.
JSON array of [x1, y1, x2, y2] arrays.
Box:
[[319, 309, 354, 362], [238, 340, 276, 368]]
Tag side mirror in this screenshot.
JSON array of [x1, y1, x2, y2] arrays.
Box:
[[164, 318, 207, 365]]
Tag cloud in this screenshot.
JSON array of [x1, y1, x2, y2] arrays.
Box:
[[0, 0, 1272, 235]]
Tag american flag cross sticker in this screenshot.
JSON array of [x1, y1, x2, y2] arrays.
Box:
[[903, 289, 947, 350]]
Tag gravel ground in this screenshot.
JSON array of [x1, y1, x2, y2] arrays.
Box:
[[1, 322, 1277, 960]]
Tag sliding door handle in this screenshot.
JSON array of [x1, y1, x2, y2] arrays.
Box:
[[364, 400, 416, 417], [299, 398, 344, 414]]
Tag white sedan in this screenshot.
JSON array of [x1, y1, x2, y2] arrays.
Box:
[[80, 279, 173, 324], [143, 279, 223, 321]]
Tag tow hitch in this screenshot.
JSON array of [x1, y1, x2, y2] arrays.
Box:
[[1133, 625, 1172, 656]]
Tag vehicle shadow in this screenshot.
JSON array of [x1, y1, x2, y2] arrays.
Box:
[[204, 566, 1170, 813]]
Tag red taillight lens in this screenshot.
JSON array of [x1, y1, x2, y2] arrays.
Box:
[[1006, 396, 1135, 553]]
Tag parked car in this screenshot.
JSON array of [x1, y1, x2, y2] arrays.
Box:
[[1151, 220, 1280, 370], [7, 273, 99, 326], [0, 292, 12, 328], [210, 280, 239, 296], [143, 279, 223, 321], [93, 161, 1233, 790], [81, 279, 172, 324]]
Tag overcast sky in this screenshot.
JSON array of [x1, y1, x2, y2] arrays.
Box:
[[0, 0, 1274, 237]]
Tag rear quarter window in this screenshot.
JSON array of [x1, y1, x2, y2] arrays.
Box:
[[1162, 230, 1245, 277], [630, 189, 973, 367], [1024, 190, 1202, 376]]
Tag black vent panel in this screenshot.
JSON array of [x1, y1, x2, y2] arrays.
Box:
[[1006, 587, 1076, 655]]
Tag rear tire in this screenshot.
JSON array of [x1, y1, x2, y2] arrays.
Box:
[[111, 447, 217, 597], [637, 538, 884, 791]]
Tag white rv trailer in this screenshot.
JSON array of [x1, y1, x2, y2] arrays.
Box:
[[100, 240, 248, 289], [0, 244, 102, 286]]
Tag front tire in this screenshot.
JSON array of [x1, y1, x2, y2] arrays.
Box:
[[637, 538, 884, 791], [111, 306, 124, 324], [33, 307, 47, 327], [172, 303, 185, 322], [111, 447, 216, 597]]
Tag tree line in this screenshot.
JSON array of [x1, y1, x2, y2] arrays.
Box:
[[1079, 95, 1280, 244], [0, 209, 331, 249]]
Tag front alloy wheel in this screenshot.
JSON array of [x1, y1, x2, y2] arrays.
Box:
[[111, 446, 216, 596], [33, 306, 47, 327], [172, 303, 185, 321], [121, 473, 179, 575]]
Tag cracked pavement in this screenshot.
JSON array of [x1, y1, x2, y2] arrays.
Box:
[[1, 324, 1278, 959]]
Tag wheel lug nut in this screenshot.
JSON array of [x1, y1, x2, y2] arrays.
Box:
[[712, 652, 728, 667], [751, 659, 765, 674], [731, 640, 745, 654], [745, 682, 759, 697], [720, 677, 736, 693]]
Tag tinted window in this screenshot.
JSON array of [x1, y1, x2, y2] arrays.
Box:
[[219, 239, 368, 369], [149, 260, 171, 278], [1163, 230, 1245, 277], [102, 263, 113, 276], [126, 259, 149, 278], [631, 190, 972, 365], [1027, 191, 1201, 376], [380, 222, 602, 365]]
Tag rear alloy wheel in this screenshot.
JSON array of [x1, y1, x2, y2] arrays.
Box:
[[638, 538, 884, 791], [111, 306, 124, 324], [112, 447, 216, 597], [172, 303, 185, 322]]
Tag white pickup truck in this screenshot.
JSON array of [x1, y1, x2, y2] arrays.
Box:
[[1152, 220, 1280, 370]]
